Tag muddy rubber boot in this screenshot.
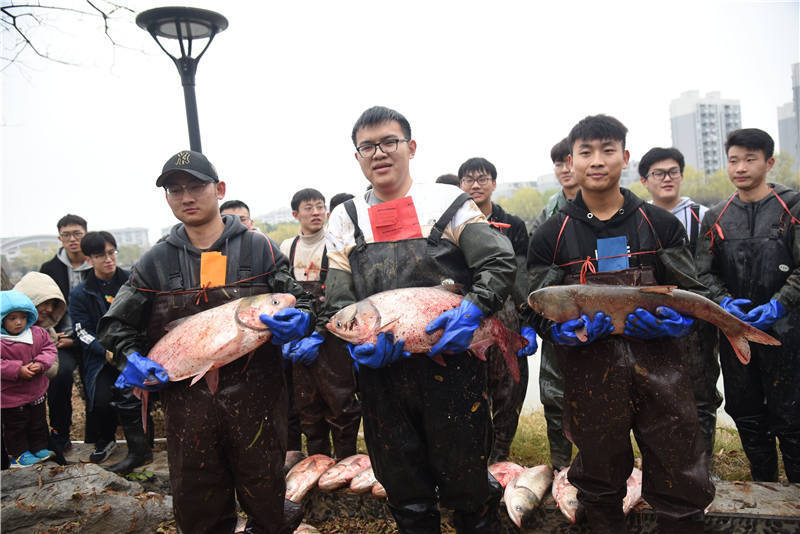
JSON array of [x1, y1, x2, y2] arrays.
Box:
[[582, 503, 628, 534], [108, 422, 153, 475], [453, 473, 503, 533], [390, 501, 442, 534]]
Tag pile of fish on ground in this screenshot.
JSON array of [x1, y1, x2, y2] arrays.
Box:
[[491, 461, 643, 528], [283, 452, 643, 529]]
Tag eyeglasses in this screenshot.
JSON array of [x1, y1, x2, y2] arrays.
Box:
[[647, 168, 682, 181], [59, 231, 85, 240], [460, 175, 493, 186], [90, 249, 118, 260], [237, 215, 252, 224], [164, 182, 212, 199], [356, 138, 409, 158]]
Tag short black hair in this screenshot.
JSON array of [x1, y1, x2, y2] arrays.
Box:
[[57, 214, 87, 231], [80, 231, 116, 257], [550, 138, 571, 163], [638, 147, 685, 178], [725, 128, 774, 160], [220, 200, 250, 214], [457, 157, 497, 181], [351, 106, 412, 146], [568, 114, 628, 154], [291, 188, 325, 211], [329, 193, 354, 213], [435, 174, 460, 186]]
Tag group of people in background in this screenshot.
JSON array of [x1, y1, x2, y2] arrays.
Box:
[[1, 105, 796, 534]]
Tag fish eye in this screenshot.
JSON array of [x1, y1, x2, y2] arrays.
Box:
[[336, 320, 342, 328]]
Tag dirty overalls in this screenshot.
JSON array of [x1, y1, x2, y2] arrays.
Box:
[[343, 195, 502, 533], [552, 212, 714, 534], [145, 235, 297, 534], [707, 189, 800, 482], [287, 237, 362, 459]]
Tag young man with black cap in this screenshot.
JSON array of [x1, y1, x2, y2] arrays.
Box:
[[696, 128, 800, 483], [526, 115, 714, 534], [98, 150, 316, 534]]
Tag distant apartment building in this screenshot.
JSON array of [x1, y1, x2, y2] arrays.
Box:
[[776, 63, 800, 172], [110, 227, 149, 249], [670, 91, 741, 174]]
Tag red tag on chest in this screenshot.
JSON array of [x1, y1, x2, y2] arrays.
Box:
[[368, 197, 423, 242]]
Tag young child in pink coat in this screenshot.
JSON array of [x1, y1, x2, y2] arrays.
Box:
[[1, 290, 58, 467]]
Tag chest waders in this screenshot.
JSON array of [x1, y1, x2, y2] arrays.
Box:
[[552, 212, 714, 534], [342, 195, 502, 534], [145, 233, 300, 534], [287, 238, 361, 459], [707, 190, 800, 482]]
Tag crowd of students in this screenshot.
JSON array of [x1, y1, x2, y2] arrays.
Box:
[[1, 106, 796, 534]]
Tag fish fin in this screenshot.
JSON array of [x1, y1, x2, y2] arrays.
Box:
[[638, 285, 676, 294], [136, 389, 148, 434], [189, 362, 215, 387], [469, 318, 522, 383], [431, 354, 447, 367], [204, 368, 220, 395], [376, 318, 400, 334], [163, 316, 191, 332], [724, 334, 751, 365], [742, 325, 782, 346], [575, 325, 588, 343], [241, 350, 255, 374], [468, 338, 493, 361]]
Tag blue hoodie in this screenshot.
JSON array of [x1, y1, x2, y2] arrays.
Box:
[[1, 290, 38, 335]]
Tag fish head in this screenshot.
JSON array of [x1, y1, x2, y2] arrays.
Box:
[[237, 293, 298, 330], [527, 286, 581, 322], [326, 300, 381, 344]]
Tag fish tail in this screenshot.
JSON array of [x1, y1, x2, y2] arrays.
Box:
[[742, 325, 782, 346], [723, 333, 751, 365]]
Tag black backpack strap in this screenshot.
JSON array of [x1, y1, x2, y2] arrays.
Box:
[[167, 245, 184, 291], [344, 199, 367, 253], [288, 236, 300, 267], [320, 246, 329, 283], [237, 231, 254, 281], [427, 192, 472, 247], [689, 204, 701, 254]]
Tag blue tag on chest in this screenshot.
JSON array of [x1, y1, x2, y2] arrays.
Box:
[[596, 236, 629, 272]]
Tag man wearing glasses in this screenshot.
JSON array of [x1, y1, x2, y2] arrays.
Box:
[[220, 199, 257, 231], [40, 214, 93, 455], [639, 147, 721, 468], [98, 150, 315, 533], [322, 106, 522, 532], [457, 157, 536, 465]]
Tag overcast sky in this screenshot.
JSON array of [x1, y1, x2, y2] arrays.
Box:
[[2, 0, 798, 242]]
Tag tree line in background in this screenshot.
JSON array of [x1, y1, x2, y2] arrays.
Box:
[[2, 153, 796, 283]]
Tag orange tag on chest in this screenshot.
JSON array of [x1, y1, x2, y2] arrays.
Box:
[[368, 197, 423, 242], [200, 251, 227, 288]]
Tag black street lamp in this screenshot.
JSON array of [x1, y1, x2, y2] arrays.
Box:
[[136, 7, 228, 153]]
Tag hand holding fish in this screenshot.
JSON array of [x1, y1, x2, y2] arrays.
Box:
[[518, 327, 538, 356], [347, 332, 409, 370], [282, 332, 325, 366], [425, 299, 484, 356], [742, 299, 786, 331], [260, 308, 311, 345], [114, 352, 169, 391], [624, 306, 693, 339], [720, 297, 753, 320], [551, 312, 614, 346]]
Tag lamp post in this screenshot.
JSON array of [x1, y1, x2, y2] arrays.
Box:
[[136, 7, 228, 153]]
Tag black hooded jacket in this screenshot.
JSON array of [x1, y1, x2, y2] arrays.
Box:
[[97, 215, 315, 369], [525, 188, 706, 338]]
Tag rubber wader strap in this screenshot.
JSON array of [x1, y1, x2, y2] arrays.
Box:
[[427, 192, 472, 248]]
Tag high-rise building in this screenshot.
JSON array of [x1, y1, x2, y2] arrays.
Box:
[[776, 63, 800, 172], [670, 91, 742, 174]]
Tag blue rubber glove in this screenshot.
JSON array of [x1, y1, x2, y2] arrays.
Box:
[[347, 332, 410, 370], [260, 308, 311, 345], [624, 306, 693, 339], [114, 352, 169, 391], [743, 299, 786, 331], [551, 312, 614, 346], [720, 297, 753, 321], [425, 300, 484, 356], [518, 327, 538, 357], [282, 332, 325, 366]]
